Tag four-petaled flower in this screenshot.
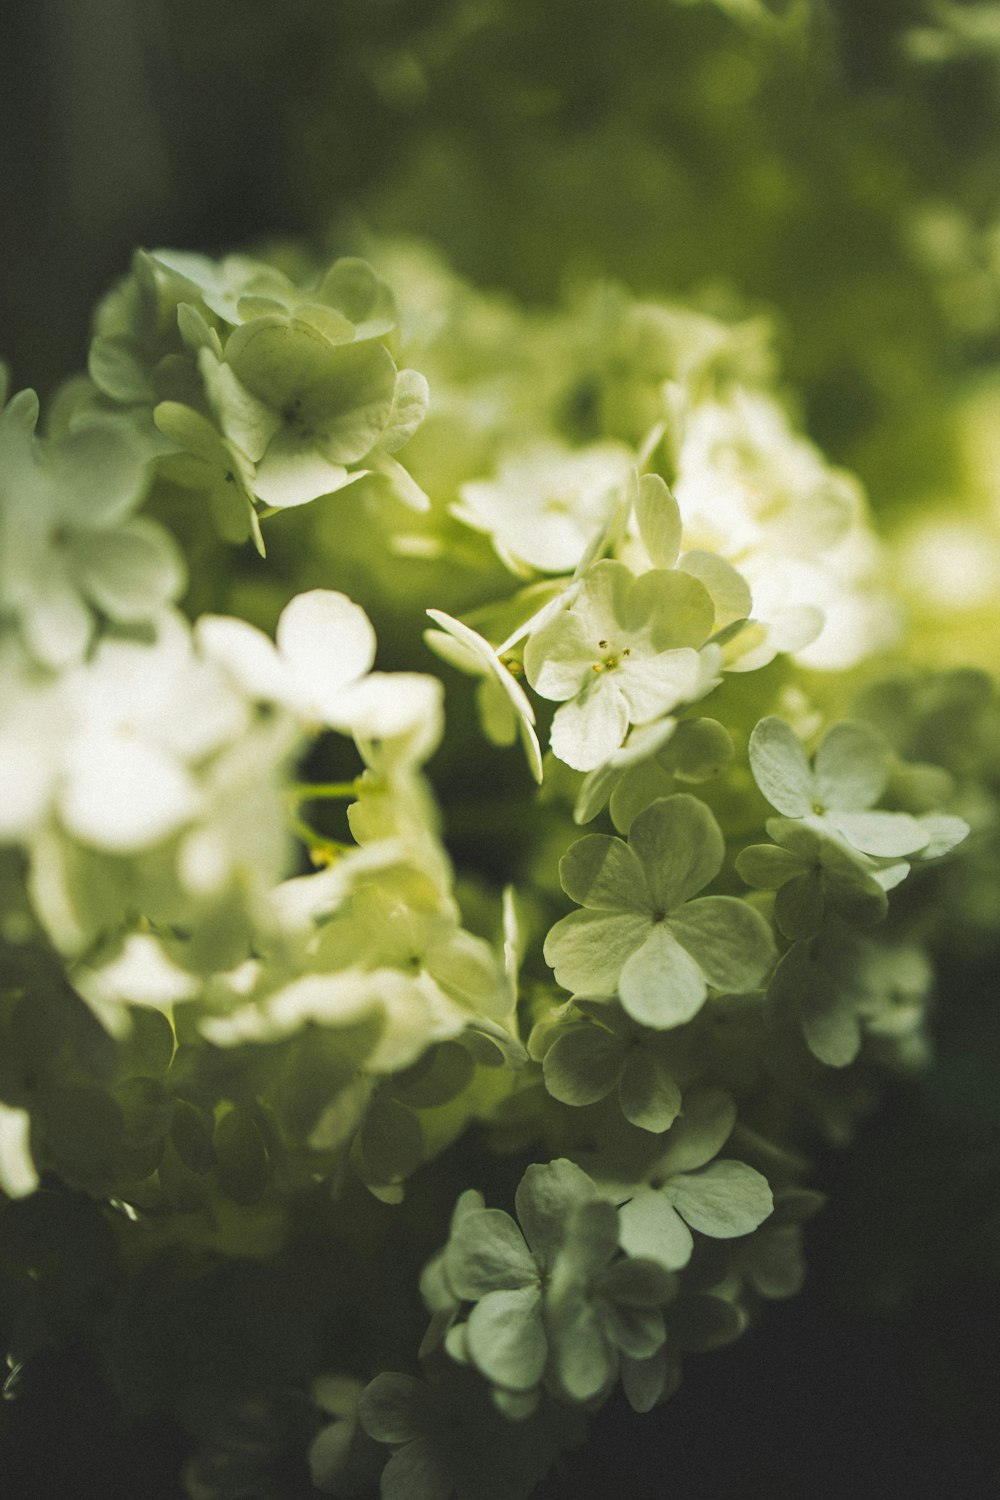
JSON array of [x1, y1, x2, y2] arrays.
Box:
[[523, 560, 715, 771], [545, 794, 777, 1028]]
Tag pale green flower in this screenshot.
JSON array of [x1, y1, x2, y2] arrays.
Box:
[[545, 794, 776, 1028], [523, 559, 716, 771], [592, 1088, 773, 1272]]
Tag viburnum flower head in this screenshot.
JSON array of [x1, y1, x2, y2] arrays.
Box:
[[523, 559, 716, 771], [545, 794, 776, 1027]]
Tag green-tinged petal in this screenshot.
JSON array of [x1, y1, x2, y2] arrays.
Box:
[[670, 1293, 745, 1353], [621, 1348, 670, 1413], [663, 718, 733, 783], [825, 809, 929, 858], [550, 676, 630, 771], [669, 895, 776, 992], [47, 424, 148, 528], [154, 401, 229, 466], [252, 429, 352, 508], [515, 1159, 597, 1268], [634, 474, 681, 569], [617, 1050, 682, 1133], [747, 1223, 807, 1299], [383, 369, 430, 453], [736, 842, 803, 891], [818, 840, 891, 925], [466, 1285, 547, 1391], [381, 1438, 452, 1500], [552, 1301, 614, 1402], [748, 717, 814, 817], [225, 316, 338, 407], [444, 1209, 537, 1298], [358, 1372, 427, 1444], [543, 1026, 623, 1106], [599, 1301, 666, 1361], [813, 721, 889, 810], [304, 341, 398, 463], [559, 833, 650, 912], [916, 814, 969, 859], [653, 1087, 737, 1175], [598, 1258, 674, 1308], [627, 569, 715, 649], [0, 1104, 38, 1198], [619, 923, 707, 1029], [628, 795, 724, 912], [666, 1160, 773, 1238], [800, 989, 862, 1068], [71, 518, 185, 621], [618, 1190, 693, 1271], [773, 872, 825, 939], [88, 335, 156, 403], [678, 550, 752, 629], [554, 1198, 619, 1284], [544, 908, 652, 996], [200, 349, 279, 462]]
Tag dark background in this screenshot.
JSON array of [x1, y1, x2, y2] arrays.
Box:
[[2, 2, 999, 1495]]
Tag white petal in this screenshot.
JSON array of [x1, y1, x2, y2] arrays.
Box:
[[58, 733, 201, 853], [277, 589, 376, 713]]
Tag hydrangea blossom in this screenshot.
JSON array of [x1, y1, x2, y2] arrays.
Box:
[[0, 386, 182, 669], [453, 440, 635, 575], [523, 560, 716, 771], [545, 794, 776, 1027], [588, 1088, 773, 1272], [427, 1159, 674, 1410]]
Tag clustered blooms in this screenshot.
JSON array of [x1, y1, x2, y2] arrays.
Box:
[[0, 240, 989, 1500]]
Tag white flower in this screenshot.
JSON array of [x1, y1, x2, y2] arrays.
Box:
[[454, 440, 634, 574], [523, 559, 715, 771]]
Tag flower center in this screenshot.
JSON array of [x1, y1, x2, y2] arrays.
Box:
[[591, 640, 631, 674]]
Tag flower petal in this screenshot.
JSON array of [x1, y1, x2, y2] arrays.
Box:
[[748, 716, 814, 817], [619, 922, 708, 1029]]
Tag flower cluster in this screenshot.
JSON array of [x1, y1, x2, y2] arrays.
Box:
[[0, 238, 985, 1500]]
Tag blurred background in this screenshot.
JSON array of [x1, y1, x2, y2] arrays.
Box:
[[2, 1, 999, 1494]]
